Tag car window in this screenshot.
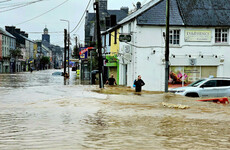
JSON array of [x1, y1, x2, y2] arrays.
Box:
[[188, 79, 206, 87], [217, 80, 230, 87], [201, 80, 217, 87]]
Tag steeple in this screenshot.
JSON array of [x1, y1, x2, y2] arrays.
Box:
[[44, 25, 48, 34]]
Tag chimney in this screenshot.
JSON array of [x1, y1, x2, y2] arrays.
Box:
[[20, 31, 25, 35], [105, 16, 111, 29], [24, 33, 28, 38], [110, 15, 117, 27], [120, 7, 129, 14], [15, 28, 21, 34], [5, 26, 15, 33], [137, 2, 141, 9]]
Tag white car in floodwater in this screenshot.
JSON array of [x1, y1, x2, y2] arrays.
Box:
[[169, 77, 230, 97]]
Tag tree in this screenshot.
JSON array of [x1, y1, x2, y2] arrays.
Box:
[[72, 45, 80, 59], [10, 48, 22, 58], [40, 56, 50, 65]]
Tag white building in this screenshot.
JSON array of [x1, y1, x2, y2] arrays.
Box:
[[116, 0, 230, 91]]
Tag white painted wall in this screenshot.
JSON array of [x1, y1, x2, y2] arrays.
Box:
[[119, 23, 230, 91]]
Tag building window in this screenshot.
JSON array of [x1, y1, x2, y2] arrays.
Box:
[[215, 29, 228, 43], [169, 29, 180, 45], [120, 27, 123, 33], [128, 23, 131, 34]]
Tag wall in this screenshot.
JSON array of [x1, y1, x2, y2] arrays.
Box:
[[110, 29, 120, 56]]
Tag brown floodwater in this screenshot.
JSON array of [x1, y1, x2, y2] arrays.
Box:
[[0, 70, 230, 150]]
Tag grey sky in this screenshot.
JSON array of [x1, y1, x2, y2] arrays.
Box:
[[0, 0, 150, 47]]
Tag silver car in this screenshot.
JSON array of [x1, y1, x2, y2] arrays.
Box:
[[169, 78, 230, 97]]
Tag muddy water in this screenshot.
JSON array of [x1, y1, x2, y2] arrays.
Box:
[[1, 70, 230, 149]]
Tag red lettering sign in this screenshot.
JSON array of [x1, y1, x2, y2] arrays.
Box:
[[79, 47, 94, 55]]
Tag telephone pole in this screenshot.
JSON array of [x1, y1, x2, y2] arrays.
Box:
[[165, 0, 170, 92], [94, 1, 104, 88], [64, 29, 67, 77]]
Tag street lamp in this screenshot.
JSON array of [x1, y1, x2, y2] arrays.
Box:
[[60, 19, 70, 77]]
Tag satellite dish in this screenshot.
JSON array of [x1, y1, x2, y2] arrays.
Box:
[[124, 45, 131, 53]]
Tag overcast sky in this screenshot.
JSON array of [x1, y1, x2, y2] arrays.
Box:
[[0, 0, 150, 47]]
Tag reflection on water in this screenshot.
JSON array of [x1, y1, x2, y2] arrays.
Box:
[[1, 70, 230, 149]]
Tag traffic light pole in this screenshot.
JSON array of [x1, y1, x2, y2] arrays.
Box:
[[94, 1, 104, 88]]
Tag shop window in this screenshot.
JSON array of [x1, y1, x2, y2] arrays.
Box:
[[169, 29, 180, 45], [215, 29, 228, 43]]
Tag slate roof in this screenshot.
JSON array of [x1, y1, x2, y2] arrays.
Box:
[[107, 10, 128, 22], [177, 0, 230, 26], [20, 34, 34, 43], [0, 27, 15, 38], [87, 13, 96, 22], [137, 0, 183, 25], [118, 0, 230, 27], [118, 0, 161, 25]]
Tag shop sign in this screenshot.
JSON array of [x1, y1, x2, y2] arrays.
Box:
[[185, 30, 211, 42], [79, 47, 94, 60], [119, 34, 131, 42]]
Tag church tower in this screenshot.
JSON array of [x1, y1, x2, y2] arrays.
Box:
[[42, 26, 50, 45]]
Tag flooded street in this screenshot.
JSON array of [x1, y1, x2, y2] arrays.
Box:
[[1, 70, 230, 149]]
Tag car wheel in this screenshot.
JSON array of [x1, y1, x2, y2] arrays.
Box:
[[185, 93, 199, 97]]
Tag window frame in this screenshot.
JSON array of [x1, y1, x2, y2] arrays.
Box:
[[215, 28, 228, 43], [169, 29, 180, 46]]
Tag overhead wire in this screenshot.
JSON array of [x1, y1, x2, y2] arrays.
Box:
[[16, 0, 69, 25], [70, 0, 93, 33], [73, 0, 94, 35], [0, 0, 49, 8], [0, 0, 11, 4], [0, 0, 48, 13]]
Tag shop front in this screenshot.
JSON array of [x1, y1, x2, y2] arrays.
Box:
[[169, 66, 217, 88]]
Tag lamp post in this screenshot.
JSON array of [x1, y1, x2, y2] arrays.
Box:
[[60, 19, 70, 77]]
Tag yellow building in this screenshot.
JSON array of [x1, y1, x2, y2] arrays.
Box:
[[105, 28, 120, 84]]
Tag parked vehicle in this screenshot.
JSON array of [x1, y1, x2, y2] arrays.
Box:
[[169, 77, 230, 97], [52, 72, 63, 76]]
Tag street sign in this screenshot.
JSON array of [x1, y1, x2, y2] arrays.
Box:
[[119, 34, 131, 42], [79, 47, 94, 55], [79, 47, 94, 60]]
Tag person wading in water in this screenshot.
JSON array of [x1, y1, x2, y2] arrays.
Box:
[[134, 75, 145, 92]]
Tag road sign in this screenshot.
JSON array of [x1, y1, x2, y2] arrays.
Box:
[[79, 47, 94, 55]]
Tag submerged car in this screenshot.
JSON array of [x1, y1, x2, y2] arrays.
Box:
[[169, 77, 230, 97], [52, 72, 63, 76]]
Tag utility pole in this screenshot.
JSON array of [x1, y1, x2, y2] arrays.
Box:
[[165, 0, 170, 92], [94, 1, 104, 88], [64, 29, 67, 77], [68, 32, 70, 77]]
